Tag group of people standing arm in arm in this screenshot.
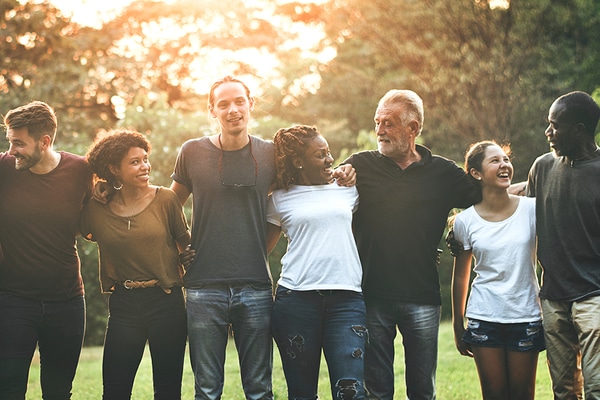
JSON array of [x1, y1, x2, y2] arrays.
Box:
[[0, 74, 598, 400]]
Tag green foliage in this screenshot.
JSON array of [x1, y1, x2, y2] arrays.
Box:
[[280, 0, 600, 180], [3, 0, 600, 346], [116, 92, 213, 188], [0, 0, 120, 147], [78, 240, 108, 346]]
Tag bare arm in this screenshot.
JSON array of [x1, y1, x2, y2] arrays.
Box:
[[175, 230, 192, 253], [170, 181, 191, 206], [451, 249, 474, 357], [266, 222, 282, 254], [509, 181, 527, 196], [91, 180, 113, 204], [175, 230, 195, 269], [170, 181, 193, 266]]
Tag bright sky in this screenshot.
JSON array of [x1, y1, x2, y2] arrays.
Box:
[[49, 0, 131, 28], [47, 0, 332, 98]]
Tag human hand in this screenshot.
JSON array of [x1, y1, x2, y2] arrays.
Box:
[[92, 181, 114, 204], [179, 245, 195, 269], [456, 340, 473, 357], [334, 164, 356, 187], [509, 181, 527, 196], [445, 230, 463, 257], [454, 327, 473, 357]]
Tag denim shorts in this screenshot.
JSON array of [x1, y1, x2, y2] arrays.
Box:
[[462, 318, 546, 352]]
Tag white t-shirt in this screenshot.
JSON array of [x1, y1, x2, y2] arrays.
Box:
[[453, 196, 541, 322], [267, 184, 362, 292]]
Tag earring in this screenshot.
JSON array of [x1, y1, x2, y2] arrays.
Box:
[[113, 180, 123, 190], [297, 165, 303, 169], [476, 177, 482, 181]]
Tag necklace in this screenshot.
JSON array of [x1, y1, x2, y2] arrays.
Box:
[[118, 191, 144, 230]]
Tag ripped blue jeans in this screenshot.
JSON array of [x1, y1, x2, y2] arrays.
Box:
[[272, 286, 367, 400]]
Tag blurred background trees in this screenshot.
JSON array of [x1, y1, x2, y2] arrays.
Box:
[[1, 0, 599, 344]]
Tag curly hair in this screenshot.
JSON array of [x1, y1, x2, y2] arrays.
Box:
[[85, 129, 151, 186], [273, 125, 321, 189]]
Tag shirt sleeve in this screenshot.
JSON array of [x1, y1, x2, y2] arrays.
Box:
[[453, 212, 472, 251], [266, 193, 281, 226]]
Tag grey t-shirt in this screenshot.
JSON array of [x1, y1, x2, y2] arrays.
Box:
[[172, 136, 275, 287], [527, 152, 600, 301]]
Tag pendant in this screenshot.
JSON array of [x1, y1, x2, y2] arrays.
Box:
[[128, 219, 131, 230]]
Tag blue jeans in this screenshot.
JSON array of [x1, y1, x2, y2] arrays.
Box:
[[0, 292, 85, 400], [186, 284, 273, 400], [364, 298, 440, 400], [272, 287, 367, 400], [103, 285, 187, 400]]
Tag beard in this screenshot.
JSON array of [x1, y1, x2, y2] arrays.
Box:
[[14, 146, 42, 171]]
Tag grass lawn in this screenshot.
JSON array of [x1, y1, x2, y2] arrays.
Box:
[[26, 321, 552, 399]]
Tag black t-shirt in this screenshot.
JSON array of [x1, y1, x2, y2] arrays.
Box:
[[345, 145, 478, 305]]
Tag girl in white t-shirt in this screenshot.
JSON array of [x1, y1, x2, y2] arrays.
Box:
[[449, 141, 544, 400], [266, 125, 366, 400]]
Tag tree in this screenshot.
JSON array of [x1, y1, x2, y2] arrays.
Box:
[[278, 0, 600, 179], [275, 0, 600, 319], [0, 0, 121, 150]]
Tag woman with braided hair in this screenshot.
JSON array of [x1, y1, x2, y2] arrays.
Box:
[[266, 125, 367, 399]]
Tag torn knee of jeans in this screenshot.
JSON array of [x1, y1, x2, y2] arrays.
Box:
[[287, 334, 304, 359], [351, 325, 367, 338], [335, 378, 359, 400], [351, 347, 363, 359]]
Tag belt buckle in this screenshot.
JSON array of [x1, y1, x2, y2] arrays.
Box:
[[123, 280, 134, 290]]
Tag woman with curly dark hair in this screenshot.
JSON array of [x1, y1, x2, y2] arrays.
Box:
[[267, 125, 366, 399], [81, 129, 193, 399]]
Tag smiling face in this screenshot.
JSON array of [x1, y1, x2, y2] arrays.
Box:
[[112, 146, 151, 189], [208, 81, 254, 138], [374, 104, 417, 161], [295, 135, 335, 185], [471, 144, 513, 189], [6, 127, 44, 171]]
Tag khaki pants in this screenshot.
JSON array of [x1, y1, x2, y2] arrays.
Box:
[[542, 297, 600, 400]]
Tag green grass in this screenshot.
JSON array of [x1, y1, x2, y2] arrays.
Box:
[[26, 321, 552, 399]]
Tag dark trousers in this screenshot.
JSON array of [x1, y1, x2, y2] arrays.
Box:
[[102, 285, 187, 400], [0, 293, 85, 400]]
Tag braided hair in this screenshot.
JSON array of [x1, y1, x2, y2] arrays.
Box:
[[273, 125, 321, 189]]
